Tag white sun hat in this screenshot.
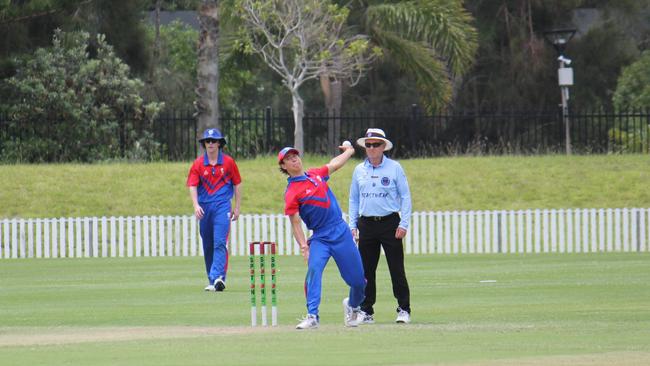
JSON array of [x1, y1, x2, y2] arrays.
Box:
[[356, 128, 393, 151]]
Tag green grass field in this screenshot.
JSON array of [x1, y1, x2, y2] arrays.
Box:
[[1, 253, 649, 365], [2, 155, 649, 364]]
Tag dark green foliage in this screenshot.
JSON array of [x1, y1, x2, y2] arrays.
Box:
[[1, 0, 153, 79], [2, 0, 649, 156], [93, 0, 151, 74], [571, 23, 640, 109], [1, 30, 163, 162], [336, 0, 478, 112], [607, 51, 650, 152], [143, 20, 197, 110], [142, 19, 289, 113], [0, 0, 77, 79], [613, 51, 650, 110], [456, 0, 647, 112]]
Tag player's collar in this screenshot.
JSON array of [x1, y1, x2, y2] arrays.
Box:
[[288, 173, 307, 183], [288, 173, 318, 186], [203, 150, 223, 166]]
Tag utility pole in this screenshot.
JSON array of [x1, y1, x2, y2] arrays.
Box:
[[544, 29, 576, 155]]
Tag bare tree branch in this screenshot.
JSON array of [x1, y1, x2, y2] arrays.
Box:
[[237, 0, 376, 151]]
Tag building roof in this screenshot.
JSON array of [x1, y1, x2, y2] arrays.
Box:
[[147, 10, 199, 30]]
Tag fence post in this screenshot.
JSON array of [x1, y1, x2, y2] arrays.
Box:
[[410, 104, 419, 151], [335, 109, 341, 154], [327, 109, 334, 155], [497, 211, 502, 253], [120, 104, 128, 158], [193, 112, 199, 157], [265, 106, 272, 153], [637, 209, 641, 252]]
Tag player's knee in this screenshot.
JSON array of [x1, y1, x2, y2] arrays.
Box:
[[350, 276, 366, 289]]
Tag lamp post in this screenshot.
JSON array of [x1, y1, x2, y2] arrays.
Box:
[[544, 28, 576, 155]]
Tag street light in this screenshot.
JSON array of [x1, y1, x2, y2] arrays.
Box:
[[544, 28, 576, 155]]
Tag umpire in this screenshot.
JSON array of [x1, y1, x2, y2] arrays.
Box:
[[349, 128, 413, 324]]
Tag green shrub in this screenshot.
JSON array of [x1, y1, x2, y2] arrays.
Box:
[[1, 29, 163, 162]]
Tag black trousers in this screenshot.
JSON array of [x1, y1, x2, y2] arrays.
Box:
[[358, 213, 411, 315]]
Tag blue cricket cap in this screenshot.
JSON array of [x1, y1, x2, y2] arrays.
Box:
[[199, 128, 226, 145]]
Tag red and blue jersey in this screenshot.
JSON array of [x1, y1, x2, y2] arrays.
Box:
[[187, 151, 241, 206], [284, 166, 344, 236]]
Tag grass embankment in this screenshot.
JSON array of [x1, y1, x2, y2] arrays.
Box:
[[0, 154, 648, 218]]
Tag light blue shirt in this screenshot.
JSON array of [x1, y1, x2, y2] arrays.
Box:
[[348, 155, 412, 230]]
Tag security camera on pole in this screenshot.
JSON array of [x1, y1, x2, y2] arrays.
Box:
[[544, 28, 576, 155]]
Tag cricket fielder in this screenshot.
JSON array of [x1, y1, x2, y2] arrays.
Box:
[[187, 128, 242, 292]]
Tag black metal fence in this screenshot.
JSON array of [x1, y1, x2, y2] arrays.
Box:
[[2, 106, 649, 162], [153, 106, 650, 160]]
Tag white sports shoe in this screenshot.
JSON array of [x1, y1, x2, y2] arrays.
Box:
[[296, 314, 319, 329], [342, 297, 351, 323], [347, 309, 364, 327], [396, 308, 411, 323], [204, 284, 215, 292], [343, 297, 363, 327]]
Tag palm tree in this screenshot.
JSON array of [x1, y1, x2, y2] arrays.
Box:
[[323, 0, 478, 112]]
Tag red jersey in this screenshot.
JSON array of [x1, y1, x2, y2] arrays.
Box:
[[187, 151, 241, 205], [284, 165, 344, 235]]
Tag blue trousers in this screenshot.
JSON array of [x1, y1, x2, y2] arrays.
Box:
[[199, 202, 231, 284], [305, 222, 366, 316]]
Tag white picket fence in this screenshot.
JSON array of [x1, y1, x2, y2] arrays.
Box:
[[1, 208, 649, 259]]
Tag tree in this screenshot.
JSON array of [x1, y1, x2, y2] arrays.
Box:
[[338, 0, 478, 112], [608, 50, 650, 152], [235, 0, 378, 152], [59, 0, 153, 75], [457, 0, 649, 112], [571, 23, 639, 109], [1, 30, 162, 162], [151, 0, 163, 81], [0, 0, 93, 78], [196, 0, 220, 132], [144, 20, 200, 110], [613, 51, 650, 110], [148, 0, 201, 78], [1, 0, 153, 78]]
